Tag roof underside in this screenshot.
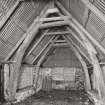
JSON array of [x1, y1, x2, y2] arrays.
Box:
[[0, 0, 105, 66]]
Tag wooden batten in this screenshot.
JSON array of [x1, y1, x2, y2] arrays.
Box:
[[7, 2, 54, 101], [63, 35, 91, 90]]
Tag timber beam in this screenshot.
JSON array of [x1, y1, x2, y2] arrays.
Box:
[[34, 36, 59, 91], [31, 36, 56, 64], [40, 20, 69, 29], [46, 8, 59, 14], [24, 29, 49, 60], [63, 35, 91, 90], [46, 31, 70, 36], [67, 27, 86, 49], [53, 43, 69, 47], [55, 1, 105, 55], [81, 0, 105, 24], [37, 16, 70, 22], [67, 19, 105, 100], [55, 1, 105, 100], [0, 61, 16, 64], [7, 2, 54, 101], [51, 6, 92, 64], [68, 18, 105, 101]]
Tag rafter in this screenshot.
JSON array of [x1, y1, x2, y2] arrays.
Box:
[[81, 0, 105, 24], [66, 35, 92, 64], [55, 0, 105, 55], [34, 36, 59, 91], [7, 2, 54, 101], [25, 30, 49, 60], [63, 35, 91, 90], [67, 27, 86, 48], [0, 1, 20, 30], [55, 1, 105, 100]]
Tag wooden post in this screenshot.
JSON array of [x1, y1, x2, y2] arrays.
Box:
[[63, 35, 91, 90], [7, 2, 53, 101], [34, 36, 59, 92]]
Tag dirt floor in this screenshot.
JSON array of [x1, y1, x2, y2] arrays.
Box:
[[14, 89, 94, 105]]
